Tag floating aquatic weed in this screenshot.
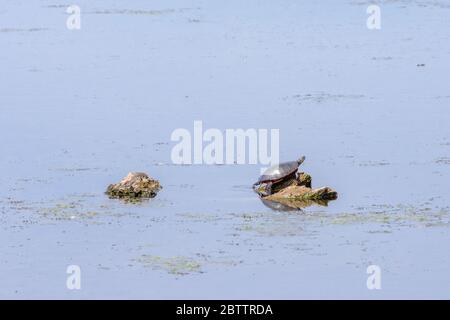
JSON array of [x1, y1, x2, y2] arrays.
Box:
[[0, 28, 47, 33], [134, 255, 202, 275], [436, 157, 450, 165], [323, 205, 450, 227], [371, 56, 394, 61], [327, 212, 393, 225], [351, 0, 450, 9], [3, 193, 130, 223], [356, 160, 390, 167], [50, 167, 101, 172], [44, 4, 68, 8], [194, 253, 242, 268], [38, 202, 100, 221], [234, 212, 307, 237], [177, 212, 231, 223], [232, 202, 450, 237], [90, 8, 195, 16], [284, 92, 365, 105], [92, 9, 175, 15], [134, 251, 241, 275]]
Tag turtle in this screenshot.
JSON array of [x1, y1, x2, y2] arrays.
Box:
[[253, 156, 306, 197]]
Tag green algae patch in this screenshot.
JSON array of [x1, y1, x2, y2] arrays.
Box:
[[91, 8, 196, 16], [319, 205, 450, 227], [232, 203, 450, 238], [327, 213, 392, 225], [357, 160, 390, 167], [38, 201, 100, 221], [4, 193, 130, 224], [436, 157, 450, 165], [177, 212, 232, 223], [234, 212, 307, 237], [133, 252, 241, 275], [135, 255, 202, 275]]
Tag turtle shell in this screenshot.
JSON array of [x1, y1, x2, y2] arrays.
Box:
[[257, 156, 305, 183]]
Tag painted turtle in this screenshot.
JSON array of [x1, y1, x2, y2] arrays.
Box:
[[253, 156, 305, 197]]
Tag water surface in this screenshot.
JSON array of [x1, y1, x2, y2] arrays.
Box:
[[1, 0, 449, 299]]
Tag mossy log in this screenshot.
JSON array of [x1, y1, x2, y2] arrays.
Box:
[[263, 171, 337, 209], [266, 185, 337, 202]]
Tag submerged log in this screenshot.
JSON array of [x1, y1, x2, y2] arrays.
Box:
[[264, 185, 337, 210], [106, 172, 161, 200]]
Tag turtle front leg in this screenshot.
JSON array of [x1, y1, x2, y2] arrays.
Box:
[[264, 182, 273, 197]]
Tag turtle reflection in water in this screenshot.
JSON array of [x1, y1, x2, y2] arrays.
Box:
[[260, 197, 333, 211], [253, 156, 337, 210]]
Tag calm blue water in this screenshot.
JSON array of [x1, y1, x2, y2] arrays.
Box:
[[1, 0, 449, 299]]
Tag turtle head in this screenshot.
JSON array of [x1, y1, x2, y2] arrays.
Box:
[[297, 156, 306, 165], [253, 182, 272, 197]]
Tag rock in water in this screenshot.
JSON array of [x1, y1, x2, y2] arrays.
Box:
[[106, 172, 161, 200]]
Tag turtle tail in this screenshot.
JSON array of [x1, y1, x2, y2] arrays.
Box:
[[297, 156, 306, 165]]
